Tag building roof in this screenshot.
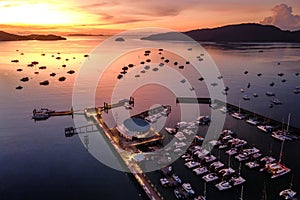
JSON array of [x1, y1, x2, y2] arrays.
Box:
[[123, 118, 150, 133]]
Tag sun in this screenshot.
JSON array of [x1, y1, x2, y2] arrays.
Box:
[[0, 2, 83, 26]]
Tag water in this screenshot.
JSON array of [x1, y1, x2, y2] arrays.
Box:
[[0, 36, 299, 200]]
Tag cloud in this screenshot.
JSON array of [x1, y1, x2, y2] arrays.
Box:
[[260, 4, 300, 31]]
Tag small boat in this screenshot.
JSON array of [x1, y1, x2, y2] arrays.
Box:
[[230, 176, 246, 186], [215, 181, 232, 191], [240, 88, 244, 93], [17, 69, 22, 72], [58, 77, 66, 81], [50, 73, 56, 77], [210, 82, 218, 87], [210, 161, 224, 170], [226, 148, 238, 156], [246, 118, 260, 126], [279, 189, 297, 200], [219, 168, 236, 177], [202, 173, 219, 182], [197, 116, 211, 125], [269, 82, 275, 87], [253, 93, 259, 97], [279, 174, 297, 200], [185, 161, 200, 169], [272, 99, 282, 105], [204, 155, 217, 163], [32, 113, 49, 120], [16, 86, 23, 90], [40, 80, 49, 86], [11, 59, 19, 63], [193, 166, 208, 175], [67, 70, 75, 74], [245, 161, 260, 169], [265, 139, 290, 179], [165, 127, 176, 135], [266, 91, 275, 96], [39, 66, 46, 70], [231, 112, 245, 120], [278, 72, 284, 77], [219, 107, 229, 113], [20, 77, 29, 82], [242, 95, 250, 100], [257, 125, 273, 133]]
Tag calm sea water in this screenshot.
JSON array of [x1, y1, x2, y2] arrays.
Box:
[[0, 36, 299, 200]]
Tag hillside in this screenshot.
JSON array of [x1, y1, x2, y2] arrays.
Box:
[[0, 31, 66, 41], [142, 23, 300, 42]]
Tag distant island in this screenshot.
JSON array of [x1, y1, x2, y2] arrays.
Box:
[[142, 23, 300, 43], [67, 33, 104, 36], [0, 31, 66, 41]]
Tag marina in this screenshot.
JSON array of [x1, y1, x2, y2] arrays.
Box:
[[32, 95, 300, 199]]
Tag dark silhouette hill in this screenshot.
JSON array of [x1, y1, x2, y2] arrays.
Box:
[[0, 31, 66, 41], [142, 23, 300, 42]]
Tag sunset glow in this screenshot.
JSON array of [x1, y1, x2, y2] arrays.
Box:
[[0, 0, 299, 34]]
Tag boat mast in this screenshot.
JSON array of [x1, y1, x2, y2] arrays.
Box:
[[278, 137, 285, 164], [290, 174, 294, 189], [238, 162, 242, 176], [240, 185, 244, 200], [286, 113, 291, 134], [203, 182, 207, 198]]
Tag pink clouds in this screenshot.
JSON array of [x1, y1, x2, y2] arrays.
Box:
[[261, 4, 300, 31]]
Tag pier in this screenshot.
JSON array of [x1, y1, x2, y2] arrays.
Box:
[[212, 99, 300, 136]]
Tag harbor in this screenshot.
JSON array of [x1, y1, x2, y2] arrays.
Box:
[[31, 96, 299, 200]]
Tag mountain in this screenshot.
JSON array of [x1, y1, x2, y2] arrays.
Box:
[[141, 23, 300, 42], [0, 31, 66, 41]]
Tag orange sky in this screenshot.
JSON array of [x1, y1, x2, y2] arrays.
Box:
[[0, 0, 299, 35]]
